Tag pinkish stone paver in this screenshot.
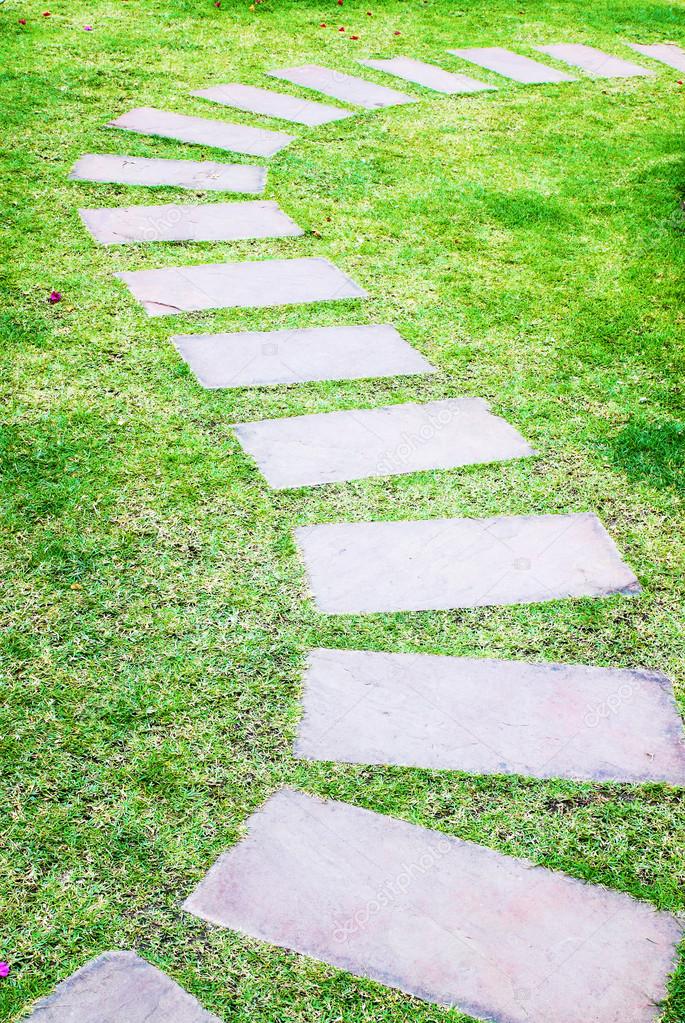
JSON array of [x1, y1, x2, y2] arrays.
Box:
[[535, 44, 654, 77], [78, 200, 302, 245], [116, 256, 367, 316], [628, 43, 685, 71], [191, 83, 352, 125], [233, 398, 533, 488], [69, 155, 267, 193], [23, 952, 221, 1023], [294, 512, 639, 613], [296, 648, 685, 783], [447, 46, 575, 83], [107, 107, 294, 156], [267, 65, 416, 109], [184, 788, 682, 1023]]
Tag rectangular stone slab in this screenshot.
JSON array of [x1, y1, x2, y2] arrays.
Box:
[[107, 107, 294, 156], [233, 398, 533, 488], [360, 57, 496, 94], [24, 951, 221, 1022], [296, 648, 685, 784], [116, 257, 367, 316], [171, 323, 436, 388], [184, 788, 682, 1023], [628, 42, 685, 71], [79, 200, 303, 245], [294, 512, 640, 613], [69, 154, 267, 193], [267, 64, 416, 109], [448, 46, 575, 83], [191, 82, 353, 125], [535, 44, 654, 77]]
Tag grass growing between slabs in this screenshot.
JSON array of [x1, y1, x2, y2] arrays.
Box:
[[1, 0, 685, 1019]]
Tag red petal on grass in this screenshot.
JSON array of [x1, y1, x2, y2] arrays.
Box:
[[338, 25, 345, 30], [393, 29, 401, 34], [351, 34, 359, 39], [48, 291, 62, 304], [19, 18, 27, 23]]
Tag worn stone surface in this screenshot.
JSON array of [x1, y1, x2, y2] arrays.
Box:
[[117, 257, 367, 316], [628, 42, 685, 71], [79, 200, 302, 245], [267, 65, 416, 109], [68, 154, 267, 193], [184, 788, 682, 1023], [233, 398, 533, 488], [296, 648, 685, 783], [24, 951, 221, 1023], [360, 57, 495, 94], [107, 107, 294, 156], [172, 323, 435, 388], [448, 46, 575, 83], [294, 512, 640, 613], [191, 83, 352, 125], [535, 44, 654, 77]]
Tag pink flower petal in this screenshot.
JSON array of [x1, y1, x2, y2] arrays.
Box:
[[0, 963, 10, 979]]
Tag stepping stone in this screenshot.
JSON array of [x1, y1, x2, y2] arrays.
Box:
[[184, 787, 682, 1023], [267, 64, 416, 110], [628, 42, 685, 71], [294, 512, 639, 614], [171, 323, 436, 388], [78, 200, 303, 245], [191, 82, 352, 126], [447, 46, 575, 83], [359, 57, 495, 94], [233, 397, 533, 489], [296, 648, 685, 784], [107, 107, 294, 157], [116, 256, 367, 317], [69, 154, 267, 193], [24, 951, 221, 1022], [535, 44, 654, 77]]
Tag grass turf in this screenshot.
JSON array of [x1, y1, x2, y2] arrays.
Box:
[[1, 0, 685, 1019]]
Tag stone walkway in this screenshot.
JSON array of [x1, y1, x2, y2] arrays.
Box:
[[30, 32, 685, 1023]]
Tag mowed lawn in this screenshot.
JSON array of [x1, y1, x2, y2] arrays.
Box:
[[1, 0, 684, 1019]]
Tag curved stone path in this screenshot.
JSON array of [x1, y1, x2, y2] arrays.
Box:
[[25, 36, 685, 1023]]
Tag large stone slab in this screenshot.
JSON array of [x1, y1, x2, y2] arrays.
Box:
[[171, 323, 436, 388], [267, 65, 416, 109], [68, 154, 267, 193], [116, 257, 367, 316], [294, 512, 640, 613], [23, 951, 221, 1022], [107, 107, 294, 156], [296, 648, 685, 783], [184, 788, 682, 1023], [628, 42, 685, 71], [233, 398, 533, 488], [447, 46, 575, 83], [191, 83, 352, 126], [79, 200, 303, 245], [535, 44, 654, 77], [360, 57, 495, 94]]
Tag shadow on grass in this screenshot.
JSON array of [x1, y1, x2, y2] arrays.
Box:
[[603, 417, 685, 494]]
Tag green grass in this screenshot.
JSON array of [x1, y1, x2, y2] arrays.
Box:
[[1, 0, 685, 1019]]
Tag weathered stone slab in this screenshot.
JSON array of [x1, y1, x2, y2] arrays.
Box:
[[79, 200, 303, 245], [628, 42, 685, 71], [116, 257, 367, 317], [233, 398, 533, 488], [24, 951, 221, 1023], [296, 648, 685, 783], [107, 107, 294, 156], [69, 154, 267, 193], [267, 65, 416, 109], [184, 787, 682, 1023], [360, 57, 495, 94], [447, 46, 575, 83], [191, 83, 352, 126], [294, 512, 640, 613], [171, 323, 435, 388], [535, 44, 654, 77]]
